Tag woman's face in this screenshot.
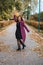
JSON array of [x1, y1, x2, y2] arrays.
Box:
[[18, 17, 21, 22]]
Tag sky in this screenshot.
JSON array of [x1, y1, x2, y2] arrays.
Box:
[[35, 0, 43, 13], [40, 0, 43, 11]]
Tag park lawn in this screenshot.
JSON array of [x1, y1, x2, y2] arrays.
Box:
[[0, 41, 10, 52], [0, 28, 5, 31], [27, 20, 43, 57], [26, 20, 43, 37], [26, 20, 43, 30], [29, 25, 43, 57], [0, 20, 15, 31]]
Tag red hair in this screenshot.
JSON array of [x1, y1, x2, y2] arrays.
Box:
[[18, 15, 23, 21]]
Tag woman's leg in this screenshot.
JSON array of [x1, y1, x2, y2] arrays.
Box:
[[17, 40, 21, 51], [20, 40, 26, 49]]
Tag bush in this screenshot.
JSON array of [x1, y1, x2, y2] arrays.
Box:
[[0, 23, 3, 28], [26, 20, 43, 30], [0, 16, 3, 21], [0, 20, 14, 28], [30, 12, 43, 21]]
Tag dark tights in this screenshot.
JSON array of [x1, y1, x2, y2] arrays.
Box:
[[17, 40, 26, 49]]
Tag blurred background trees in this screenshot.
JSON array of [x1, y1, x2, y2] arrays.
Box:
[[0, 0, 38, 20], [31, 12, 43, 21], [0, 0, 15, 20]]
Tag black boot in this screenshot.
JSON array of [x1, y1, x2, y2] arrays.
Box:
[[20, 40, 26, 49], [17, 44, 21, 51], [22, 44, 26, 49], [17, 48, 21, 51]]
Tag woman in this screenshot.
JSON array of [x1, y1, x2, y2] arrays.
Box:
[[20, 16, 29, 49], [14, 15, 29, 51]]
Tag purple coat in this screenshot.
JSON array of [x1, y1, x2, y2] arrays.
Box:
[[14, 16, 29, 42], [20, 21, 29, 42], [14, 15, 17, 22]]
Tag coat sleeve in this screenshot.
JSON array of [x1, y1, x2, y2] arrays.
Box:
[[14, 17, 17, 22], [14, 16, 17, 22], [23, 22, 30, 32]]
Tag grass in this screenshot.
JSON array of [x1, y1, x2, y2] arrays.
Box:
[[0, 20, 14, 32], [27, 20, 43, 57], [26, 20, 43, 37], [26, 20, 43, 30], [0, 28, 5, 31]]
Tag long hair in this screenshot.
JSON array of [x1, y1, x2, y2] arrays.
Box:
[[18, 15, 24, 21], [21, 17, 23, 21]]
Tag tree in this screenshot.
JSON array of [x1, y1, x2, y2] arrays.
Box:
[[15, 1, 23, 11], [0, 0, 38, 20], [0, 0, 15, 20], [23, 0, 38, 11]]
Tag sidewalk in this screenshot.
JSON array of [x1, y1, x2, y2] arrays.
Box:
[[0, 23, 43, 65]]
